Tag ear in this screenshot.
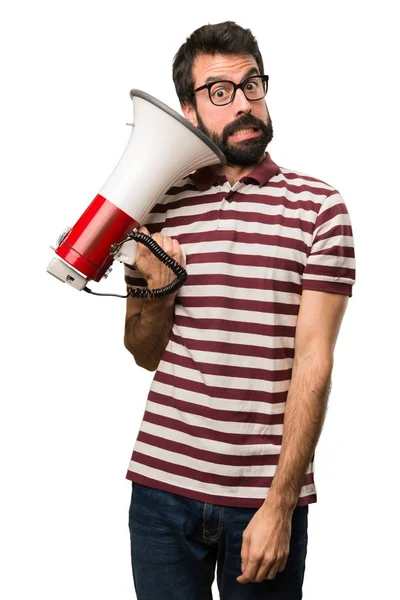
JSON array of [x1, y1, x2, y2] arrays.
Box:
[[181, 102, 198, 128]]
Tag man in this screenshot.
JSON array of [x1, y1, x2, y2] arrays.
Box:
[[124, 21, 355, 600]]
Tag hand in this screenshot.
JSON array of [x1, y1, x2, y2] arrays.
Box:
[[135, 226, 185, 290], [236, 501, 292, 584]]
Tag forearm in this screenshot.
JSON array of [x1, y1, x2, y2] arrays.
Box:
[[124, 294, 176, 371], [266, 355, 333, 513]]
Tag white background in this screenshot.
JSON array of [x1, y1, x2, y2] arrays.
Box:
[[1, 1, 399, 598]]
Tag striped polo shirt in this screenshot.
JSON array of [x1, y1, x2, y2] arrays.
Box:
[[124, 152, 356, 508]]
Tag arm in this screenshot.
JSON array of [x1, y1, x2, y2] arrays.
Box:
[[124, 227, 184, 372], [237, 289, 349, 584], [238, 190, 356, 584], [124, 295, 177, 372], [266, 289, 349, 513]]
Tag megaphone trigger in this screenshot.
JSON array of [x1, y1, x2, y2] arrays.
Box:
[[110, 237, 138, 266]]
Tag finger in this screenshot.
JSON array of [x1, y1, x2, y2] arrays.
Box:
[[152, 232, 164, 247], [240, 536, 249, 574], [278, 554, 289, 571], [236, 538, 249, 583], [163, 236, 174, 256], [135, 227, 155, 267], [171, 238, 180, 255], [153, 233, 174, 256], [236, 557, 259, 584], [263, 563, 279, 581], [171, 238, 185, 265], [254, 559, 272, 583], [263, 555, 287, 581], [136, 227, 152, 260], [277, 555, 288, 573], [138, 225, 150, 236]]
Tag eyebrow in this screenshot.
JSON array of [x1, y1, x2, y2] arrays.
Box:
[[204, 67, 260, 85]]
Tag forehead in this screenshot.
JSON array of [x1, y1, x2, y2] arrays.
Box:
[[192, 53, 259, 86]]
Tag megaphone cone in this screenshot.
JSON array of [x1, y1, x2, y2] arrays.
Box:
[[47, 90, 226, 290]]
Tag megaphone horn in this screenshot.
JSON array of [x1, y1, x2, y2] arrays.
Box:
[[47, 89, 226, 295]]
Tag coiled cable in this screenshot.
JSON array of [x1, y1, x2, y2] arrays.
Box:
[[83, 229, 187, 299]]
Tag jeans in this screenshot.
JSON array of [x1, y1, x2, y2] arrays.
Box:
[[128, 482, 309, 600]]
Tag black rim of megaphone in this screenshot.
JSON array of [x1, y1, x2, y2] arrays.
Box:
[[129, 89, 227, 165]]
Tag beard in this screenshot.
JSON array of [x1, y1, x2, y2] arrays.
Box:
[[195, 110, 274, 166]]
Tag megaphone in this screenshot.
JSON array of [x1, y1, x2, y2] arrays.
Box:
[[47, 89, 226, 297]]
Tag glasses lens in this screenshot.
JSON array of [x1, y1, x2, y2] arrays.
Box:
[[243, 76, 267, 101], [209, 81, 235, 106]]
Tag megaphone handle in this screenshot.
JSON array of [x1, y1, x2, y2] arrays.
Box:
[[113, 230, 188, 299]]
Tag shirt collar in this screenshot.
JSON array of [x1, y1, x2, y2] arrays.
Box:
[[190, 152, 280, 191]]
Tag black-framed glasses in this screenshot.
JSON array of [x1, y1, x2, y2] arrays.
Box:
[[193, 74, 269, 107]]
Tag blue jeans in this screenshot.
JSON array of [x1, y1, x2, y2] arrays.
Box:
[[128, 482, 309, 599]]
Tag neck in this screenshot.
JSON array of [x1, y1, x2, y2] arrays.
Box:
[[212, 155, 265, 186]]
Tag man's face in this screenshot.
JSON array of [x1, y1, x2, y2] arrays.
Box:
[[182, 53, 273, 166]]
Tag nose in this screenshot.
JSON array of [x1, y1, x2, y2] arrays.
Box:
[[232, 88, 252, 116]]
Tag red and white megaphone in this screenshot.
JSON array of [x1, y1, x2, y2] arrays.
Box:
[[47, 89, 225, 297]]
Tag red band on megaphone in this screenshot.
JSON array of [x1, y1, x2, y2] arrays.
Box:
[[56, 194, 138, 281]]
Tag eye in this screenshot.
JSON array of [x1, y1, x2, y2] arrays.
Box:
[[211, 85, 231, 99], [245, 80, 260, 91]]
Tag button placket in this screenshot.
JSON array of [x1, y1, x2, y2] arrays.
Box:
[[217, 182, 242, 230]]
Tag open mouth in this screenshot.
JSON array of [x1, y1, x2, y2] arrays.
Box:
[[229, 127, 261, 140]]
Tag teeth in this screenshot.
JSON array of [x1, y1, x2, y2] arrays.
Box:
[[233, 128, 256, 135]]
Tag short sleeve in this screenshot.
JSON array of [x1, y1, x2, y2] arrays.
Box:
[[302, 191, 356, 297]]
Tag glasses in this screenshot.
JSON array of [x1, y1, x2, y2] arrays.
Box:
[[193, 74, 269, 107]]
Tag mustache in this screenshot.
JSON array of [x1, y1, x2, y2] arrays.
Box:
[[223, 114, 268, 138]]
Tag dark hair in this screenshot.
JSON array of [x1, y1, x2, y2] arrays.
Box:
[[172, 21, 264, 105]]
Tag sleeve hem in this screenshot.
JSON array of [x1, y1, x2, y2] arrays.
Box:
[[302, 279, 353, 297]]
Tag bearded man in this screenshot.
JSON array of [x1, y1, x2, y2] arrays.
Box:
[[124, 21, 355, 600]]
